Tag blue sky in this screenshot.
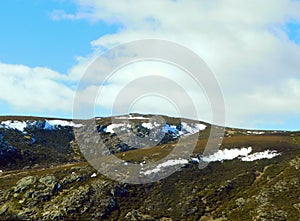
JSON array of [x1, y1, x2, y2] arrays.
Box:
[[0, 0, 119, 74], [0, 0, 300, 131], [286, 22, 300, 44]]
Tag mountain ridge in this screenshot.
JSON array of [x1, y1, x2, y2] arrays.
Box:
[[1, 114, 295, 132]]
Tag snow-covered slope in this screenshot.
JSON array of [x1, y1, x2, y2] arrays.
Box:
[[102, 121, 207, 137], [0, 119, 83, 133]]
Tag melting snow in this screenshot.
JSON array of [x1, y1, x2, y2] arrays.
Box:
[[0, 120, 27, 132], [141, 122, 153, 129], [103, 120, 206, 137], [241, 150, 280, 161], [141, 122, 162, 130], [180, 122, 207, 135], [0, 120, 83, 132], [141, 159, 189, 175], [105, 124, 130, 133], [191, 157, 200, 163], [44, 120, 83, 130], [200, 147, 280, 162], [90, 173, 97, 178], [115, 115, 149, 120], [140, 147, 280, 176], [201, 147, 252, 162], [247, 131, 265, 135], [141, 122, 206, 137], [163, 124, 178, 134]]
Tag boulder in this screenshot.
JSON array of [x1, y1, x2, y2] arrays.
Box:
[[14, 176, 36, 193]]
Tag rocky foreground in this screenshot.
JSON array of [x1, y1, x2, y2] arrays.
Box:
[[0, 115, 300, 220]]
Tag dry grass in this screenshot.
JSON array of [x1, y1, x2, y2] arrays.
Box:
[[0, 162, 88, 189], [114, 134, 296, 163]]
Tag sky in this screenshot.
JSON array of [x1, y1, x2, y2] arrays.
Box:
[[0, 0, 300, 131]]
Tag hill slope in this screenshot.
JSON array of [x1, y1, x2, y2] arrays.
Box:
[[0, 114, 299, 220]]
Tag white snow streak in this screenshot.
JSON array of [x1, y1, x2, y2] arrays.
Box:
[[201, 147, 252, 162], [141, 122, 154, 130], [141, 159, 189, 175], [241, 150, 280, 161], [0, 120, 83, 132], [181, 122, 207, 135], [0, 120, 27, 132], [115, 115, 149, 120], [45, 120, 83, 128], [200, 147, 280, 162], [105, 123, 130, 133], [247, 131, 265, 135], [90, 173, 97, 178]]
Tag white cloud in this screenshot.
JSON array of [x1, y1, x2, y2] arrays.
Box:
[[51, 0, 300, 129], [91, 61, 211, 120], [1, 0, 300, 129], [0, 63, 74, 113]]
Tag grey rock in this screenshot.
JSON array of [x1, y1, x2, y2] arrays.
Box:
[[42, 209, 65, 221], [39, 175, 60, 192], [17, 208, 37, 220], [125, 210, 156, 221], [62, 172, 83, 186], [0, 203, 9, 215], [14, 176, 37, 193], [293, 203, 300, 212]]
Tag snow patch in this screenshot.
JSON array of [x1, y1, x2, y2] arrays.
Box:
[[201, 147, 252, 162], [181, 122, 207, 136], [44, 120, 83, 129], [141, 122, 206, 137], [105, 124, 130, 133], [163, 124, 178, 134], [90, 173, 97, 178], [103, 120, 207, 139], [115, 115, 149, 120], [0, 170, 3, 173], [0, 120, 27, 132], [142, 122, 154, 130], [0, 119, 83, 132], [241, 150, 280, 161], [141, 159, 189, 175], [200, 147, 280, 162], [247, 131, 265, 135], [191, 157, 200, 163]]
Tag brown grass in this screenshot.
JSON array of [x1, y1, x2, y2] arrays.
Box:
[[114, 135, 295, 163]]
